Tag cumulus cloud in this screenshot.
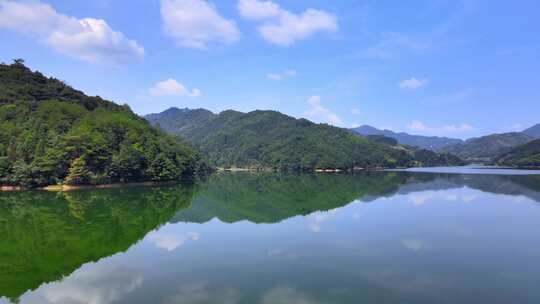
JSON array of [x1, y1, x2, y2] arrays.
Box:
[[238, 0, 281, 20], [407, 120, 474, 136], [238, 0, 338, 46], [0, 0, 144, 65], [304, 96, 343, 127], [161, 0, 241, 49], [399, 77, 428, 90], [266, 69, 296, 80], [149, 79, 202, 97]]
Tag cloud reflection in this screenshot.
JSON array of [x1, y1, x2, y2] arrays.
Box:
[[261, 286, 324, 304], [37, 264, 143, 304], [164, 282, 241, 304], [401, 239, 426, 252], [408, 191, 477, 206], [146, 231, 200, 251]]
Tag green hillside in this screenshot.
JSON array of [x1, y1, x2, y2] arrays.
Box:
[[439, 132, 533, 162], [496, 139, 540, 168], [146, 108, 465, 170], [0, 60, 208, 187]]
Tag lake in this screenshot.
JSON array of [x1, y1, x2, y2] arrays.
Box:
[[2, 168, 540, 303]]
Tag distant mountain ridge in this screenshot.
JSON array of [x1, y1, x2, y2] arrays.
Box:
[[145, 108, 464, 170], [353, 123, 540, 163], [523, 123, 540, 138], [439, 132, 534, 162], [351, 125, 463, 150], [496, 138, 540, 168]]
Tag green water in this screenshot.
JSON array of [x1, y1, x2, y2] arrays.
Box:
[[2, 170, 540, 303]]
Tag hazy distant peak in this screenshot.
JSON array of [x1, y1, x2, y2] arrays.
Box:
[[351, 125, 463, 151]]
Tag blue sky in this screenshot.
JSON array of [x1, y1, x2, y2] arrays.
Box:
[[1, 0, 539, 139]]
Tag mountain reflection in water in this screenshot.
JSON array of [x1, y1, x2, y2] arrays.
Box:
[[1, 170, 540, 304]]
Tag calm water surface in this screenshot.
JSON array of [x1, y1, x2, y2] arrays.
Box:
[[2, 168, 540, 303]]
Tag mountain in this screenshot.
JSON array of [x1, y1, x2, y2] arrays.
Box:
[[351, 125, 463, 150], [523, 123, 540, 138], [496, 139, 540, 168], [440, 132, 534, 162], [145, 107, 215, 134], [0, 60, 208, 188], [146, 108, 464, 170]]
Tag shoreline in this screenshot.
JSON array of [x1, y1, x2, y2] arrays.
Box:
[[1, 181, 179, 192], [1, 165, 473, 192]]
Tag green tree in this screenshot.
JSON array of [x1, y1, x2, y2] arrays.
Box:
[[65, 157, 91, 185]]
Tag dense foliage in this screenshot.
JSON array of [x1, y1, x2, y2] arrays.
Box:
[[147, 108, 465, 170], [496, 139, 540, 167], [0, 60, 208, 187], [439, 132, 534, 162]]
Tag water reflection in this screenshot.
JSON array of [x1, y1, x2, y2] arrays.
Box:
[[1, 171, 540, 303], [0, 186, 195, 303]]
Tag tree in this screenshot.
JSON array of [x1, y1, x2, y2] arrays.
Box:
[[65, 157, 91, 185], [108, 144, 146, 182], [13, 58, 25, 66]]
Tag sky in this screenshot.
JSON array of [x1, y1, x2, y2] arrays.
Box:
[[0, 0, 539, 139]]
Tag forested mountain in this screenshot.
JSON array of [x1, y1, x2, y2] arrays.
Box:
[[145, 107, 215, 135], [146, 108, 465, 170], [496, 139, 540, 167], [0, 60, 208, 187], [351, 125, 463, 150], [439, 132, 534, 162], [523, 123, 540, 138]]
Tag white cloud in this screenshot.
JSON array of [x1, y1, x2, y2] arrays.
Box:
[[266, 73, 282, 80], [305, 96, 343, 127], [149, 79, 202, 97], [266, 69, 297, 80], [399, 77, 428, 90], [407, 120, 474, 136], [285, 69, 297, 76], [0, 0, 144, 65], [238, 0, 281, 20], [238, 0, 338, 46], [161, 0, 241, 49], [351, 108, 360, 115]]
